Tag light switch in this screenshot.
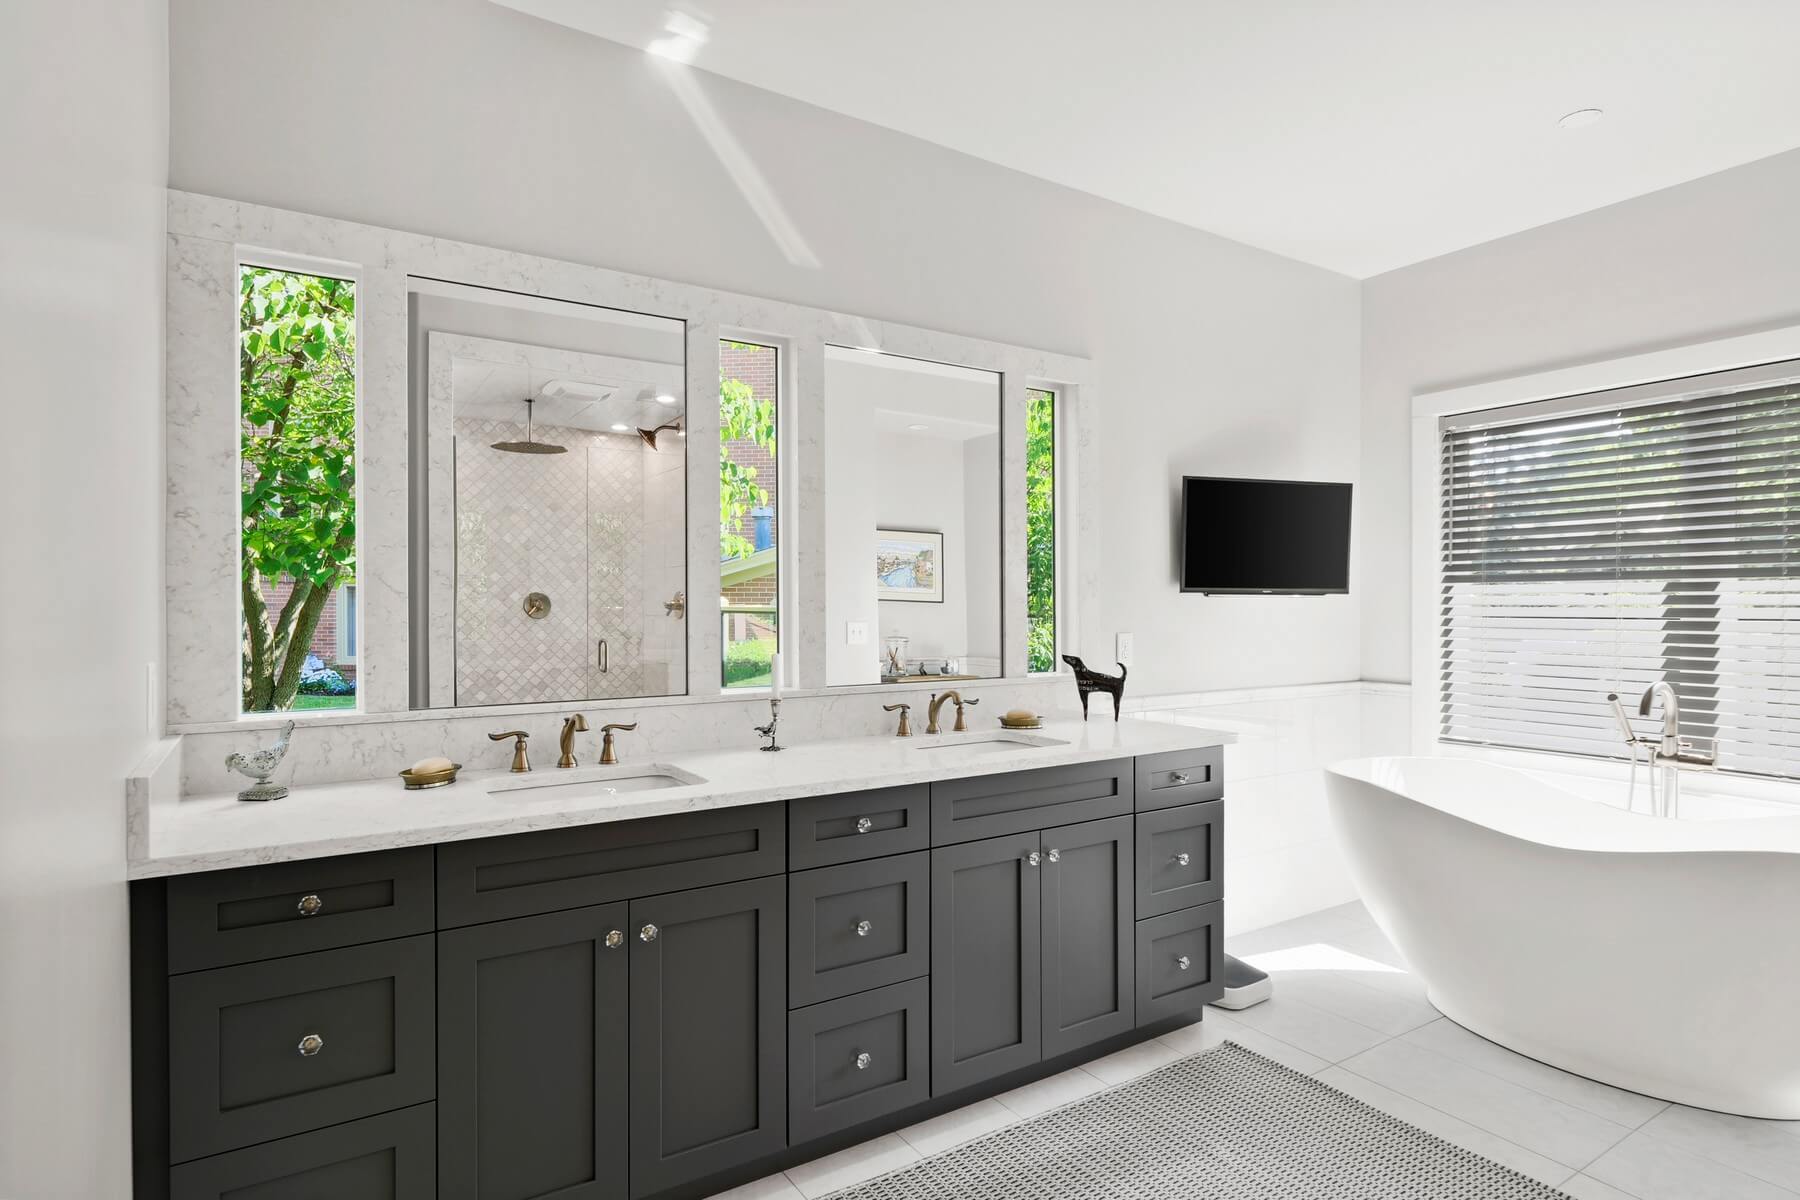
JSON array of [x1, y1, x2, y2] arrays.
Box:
[[1116, 633, 1134, 666], [846, 621, 870, 645]]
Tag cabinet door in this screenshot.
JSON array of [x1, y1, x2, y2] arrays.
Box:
[[1040, 815, 1135, 1059], [930, 831, 1042, 1095], [170, 1104, 435, 1200], [437, 905, 630, 1200], [629, 876, 786, 1198]]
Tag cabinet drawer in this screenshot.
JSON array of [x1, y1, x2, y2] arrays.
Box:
[[437, 803, 785, 927], [170, 1103, 435, 1200], [169, 936, 436, 1162], [788, 978, 930, 1145], [1135, 802, 1223, 918], [930, 760, 1133, 845], [788, 784, 928, 869], [1134, 901, 1224, 1025], [789, 852, 928, 1007], [1135, 746, 1224, 812], [167, 848, 434, 973]]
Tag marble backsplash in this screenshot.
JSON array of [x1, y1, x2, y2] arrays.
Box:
[[178, 675, 1078, 797]]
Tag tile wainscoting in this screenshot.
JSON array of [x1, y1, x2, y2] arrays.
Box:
[[1128, 681, 1412, 935]]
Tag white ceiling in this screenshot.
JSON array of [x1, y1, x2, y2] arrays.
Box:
[[496, 0, 1800, 277]]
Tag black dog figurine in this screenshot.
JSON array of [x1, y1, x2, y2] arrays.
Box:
[[1062, 655, 1127, 721]]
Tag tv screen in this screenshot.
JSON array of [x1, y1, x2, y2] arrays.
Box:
[[1181, 477, 1352, 594]]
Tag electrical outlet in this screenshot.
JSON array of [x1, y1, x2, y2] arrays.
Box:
[[1116, 633, 1134, 666], [846, 621, 870, 646]]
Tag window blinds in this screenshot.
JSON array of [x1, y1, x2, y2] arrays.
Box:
[[1439, 367, 1800, 779]]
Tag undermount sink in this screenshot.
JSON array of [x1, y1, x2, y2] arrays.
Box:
[[487, 763, 705, 800], [910, 732, 1068, 756]]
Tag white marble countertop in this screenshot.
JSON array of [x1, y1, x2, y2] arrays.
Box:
[[128, 717, 1234, 878]]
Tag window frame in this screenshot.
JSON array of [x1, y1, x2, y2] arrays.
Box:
[[1418, 351, 1800, 778], [234, 249, 365, 717]]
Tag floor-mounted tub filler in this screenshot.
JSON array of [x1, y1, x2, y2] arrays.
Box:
[[1326, 755, 1800, 1119]]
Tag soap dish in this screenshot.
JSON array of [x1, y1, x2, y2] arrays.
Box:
[[399, 762, 462, 790], [998, 713, 1043, 730]]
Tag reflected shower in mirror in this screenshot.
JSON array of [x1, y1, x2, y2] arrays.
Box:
[[410, 280, 687, 708], [824, 347, 1002, 686]]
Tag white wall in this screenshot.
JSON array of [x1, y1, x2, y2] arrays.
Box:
[[0, 1, 168, 1195], [168, 0, 1364, 699], [1360, 147, 1800, 684]]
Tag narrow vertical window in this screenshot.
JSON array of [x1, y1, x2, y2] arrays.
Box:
[[1026, 387, 1057, 672], [239, 266, 359, 713], [720, 340, 779, 687]]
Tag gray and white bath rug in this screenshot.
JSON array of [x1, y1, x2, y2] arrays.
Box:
[[827, 1042, 1571, 1199]]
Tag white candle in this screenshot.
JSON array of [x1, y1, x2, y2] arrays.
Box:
[[769, 651, 783, 698]]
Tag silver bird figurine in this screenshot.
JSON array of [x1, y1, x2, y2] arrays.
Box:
[[226, 720, 296, 801]]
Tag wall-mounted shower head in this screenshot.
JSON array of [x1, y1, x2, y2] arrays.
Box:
[[638, 419, 682, 450], [492, 396, 567, 454]]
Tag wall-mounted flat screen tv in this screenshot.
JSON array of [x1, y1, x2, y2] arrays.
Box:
[[1180, 476, 1352, 594]]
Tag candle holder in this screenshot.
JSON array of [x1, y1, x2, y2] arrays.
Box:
[[754, 698, 783, 752]]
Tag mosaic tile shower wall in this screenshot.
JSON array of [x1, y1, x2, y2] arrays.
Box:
[[455, 418, 684, 705]]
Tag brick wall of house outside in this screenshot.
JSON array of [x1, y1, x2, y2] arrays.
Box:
[[258, 580, 357, 681]]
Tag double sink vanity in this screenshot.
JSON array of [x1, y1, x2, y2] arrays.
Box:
[[129, 719, 1230, 1200]]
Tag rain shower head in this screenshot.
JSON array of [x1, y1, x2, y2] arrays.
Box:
[[492, 396, 567, 454], [638, 419, 683, 451]]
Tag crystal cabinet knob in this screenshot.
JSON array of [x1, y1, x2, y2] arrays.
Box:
[[639, 924, 659, 943], [297, 893, 324, 917], [1045, 848, 1061, 864], [297, 1033, 325, 1057], [1173, 852, 1192, 867], [854, 920, 872, 937], [1176, 955, 1192, 971], [1025, 850, 1042, 867], [604, 930, 625, 949], [854, 1052, 872, 1071], [1171, 772, 1191, 786], [855, 816, 874, 834]]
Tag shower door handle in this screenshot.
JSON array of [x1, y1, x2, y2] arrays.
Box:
[[597, 639, 609, 673]]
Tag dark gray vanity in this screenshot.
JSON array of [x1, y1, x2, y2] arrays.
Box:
[[131, 748, 1225, 1200]]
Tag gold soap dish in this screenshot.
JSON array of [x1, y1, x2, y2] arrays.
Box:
[[998, 711, 1044, 730], [399, 762, 463, 790]]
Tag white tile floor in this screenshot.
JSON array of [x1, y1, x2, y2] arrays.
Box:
[[709, 902, 1800, 1199]]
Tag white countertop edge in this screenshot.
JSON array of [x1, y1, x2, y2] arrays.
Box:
[[127, 718, 1233, 879]]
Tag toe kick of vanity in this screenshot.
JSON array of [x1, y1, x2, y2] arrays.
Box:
[[131, 747, 1227, 1200]]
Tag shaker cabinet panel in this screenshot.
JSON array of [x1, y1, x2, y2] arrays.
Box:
[[930, 832, 1042, 1095], [788, 852, 929, 1007], [169, 1103, 436, 1200], [1135, 901, 1225, 1025], [629, 876, 786, 1198], [1040, 816, 1135, 1059], [167, 847, 434, 973], [168, 935, 435, 1163], [437, 904, 630, 1200], [931, 761, 1133, 845], [788, 979, 930, 1145], [788, 785, 929, 869], [1135, 801, 1224, 918]]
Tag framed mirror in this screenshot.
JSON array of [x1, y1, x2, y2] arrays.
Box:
[[823, 347, 1002, 686], [410, 280, 688, 707]]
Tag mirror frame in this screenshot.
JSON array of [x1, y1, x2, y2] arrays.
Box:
[[164, 191, 1099, 729]]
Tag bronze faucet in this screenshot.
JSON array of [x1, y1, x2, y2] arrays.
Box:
[[558, 714, 589, 768], [883, 702, 913, 737], [489, 730, 531, 772], [599, 722, 637, 765], [926, 691, 979, 734]]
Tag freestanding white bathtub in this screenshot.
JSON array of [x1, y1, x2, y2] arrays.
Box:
[[1326, 755, 1800, 1118]]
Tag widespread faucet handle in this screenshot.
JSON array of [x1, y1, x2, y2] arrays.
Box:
[[883, 703, 913, 738], [488, 730, 531, 773], [954, 696, 978, 732], [599, 722, 637, 766]]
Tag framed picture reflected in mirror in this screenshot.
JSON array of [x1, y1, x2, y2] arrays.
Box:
[[875, 529, 944, 603]]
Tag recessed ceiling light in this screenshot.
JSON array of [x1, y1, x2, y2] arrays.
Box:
[[610, 423, 630, 432], [907, 423, 930, 431], [655, 393, 678, 406], [1558, 108, 1604, 130]]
